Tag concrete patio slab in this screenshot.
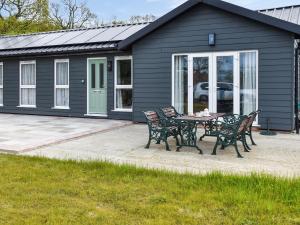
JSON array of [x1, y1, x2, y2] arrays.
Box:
[[23, 124, 300, 177], [0, 114, 131, 153]]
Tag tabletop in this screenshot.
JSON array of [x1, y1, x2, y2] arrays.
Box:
[[174, 113, 225, 122]]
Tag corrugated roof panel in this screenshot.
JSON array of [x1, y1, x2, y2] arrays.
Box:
[[259, 5, 300, 25], [290, 7, 300, 24], [111, 23, 149, 41]]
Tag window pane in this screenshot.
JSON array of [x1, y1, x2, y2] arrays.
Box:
[[56, 88, 69, 107], [240, 52, 257, 115], [91, 64, 96, 89], [174, 55, 188, 114], [116, 89, 132, 109], [216, 56, 234, 114], [193, 57, 209, 113], [56, 62, 68, 85], [21, 63, 35, 85], [0, 88, 2, 105], [117, 59, 131, 85], [0, 65, 3, 85], [99, 63, 104, 88], [21, 88, 36, 105]]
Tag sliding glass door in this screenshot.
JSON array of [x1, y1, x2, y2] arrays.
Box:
[[173, 51, 257, 117]]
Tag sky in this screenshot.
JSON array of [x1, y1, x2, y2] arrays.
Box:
[[84, 0, 300, 22]]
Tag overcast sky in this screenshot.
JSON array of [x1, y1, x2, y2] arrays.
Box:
[[84, 0, 300, 22]]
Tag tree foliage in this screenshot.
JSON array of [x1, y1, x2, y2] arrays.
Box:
[[0, 0, 157, 35]]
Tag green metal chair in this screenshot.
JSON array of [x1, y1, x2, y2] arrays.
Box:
[[212, 115, 249, 158], [244, 110, 261, 146], [144, 111, 180, 151], [199, 116, 222, 141]]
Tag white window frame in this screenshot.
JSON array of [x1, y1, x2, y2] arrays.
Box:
[[172, 50, 259, 124], [54, 59, 70, 109], [19, 60, 36, 108], [0, 62, 3, 106], [114, 56, 133, 112]]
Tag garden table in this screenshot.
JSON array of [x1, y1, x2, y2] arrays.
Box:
[[174, 113, 225, 154]]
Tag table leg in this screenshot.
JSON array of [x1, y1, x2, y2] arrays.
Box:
[[177, 120, 203, 154]]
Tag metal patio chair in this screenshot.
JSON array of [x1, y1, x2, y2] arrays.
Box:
[[212, 115, 249, 158], [245, 110, 261, 146], [144, 111, 180, 151]]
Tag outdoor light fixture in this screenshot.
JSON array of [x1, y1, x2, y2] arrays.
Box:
[[107, 61, 113, 72], [208, 33, 216, 46]]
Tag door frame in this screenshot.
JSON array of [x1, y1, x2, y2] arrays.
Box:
[[172, 50, 259, 121], [86, 57, 108, 117]]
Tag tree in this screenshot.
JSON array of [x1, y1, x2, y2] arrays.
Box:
[[129, 14, 156, 24], [50, 0, 97, 29]]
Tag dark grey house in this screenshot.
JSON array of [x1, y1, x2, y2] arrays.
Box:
[[0, 0, 299, 131]]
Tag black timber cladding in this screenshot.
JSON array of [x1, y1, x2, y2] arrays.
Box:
[[131, 3, 295, 130], [118, 0, 300, 50], [0, 53, 132, 120]]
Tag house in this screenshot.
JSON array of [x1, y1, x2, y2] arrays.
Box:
[[0, 0, 299, 132]]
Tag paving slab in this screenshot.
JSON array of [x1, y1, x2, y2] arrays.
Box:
[[23, 124, 300, 177], [0, 114, 131, 153]]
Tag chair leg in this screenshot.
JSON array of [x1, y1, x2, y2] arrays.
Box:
[[244, 138, 251, 150], [221, 144, 225, 150], [145, 137, 151, 149], [175, 135, 180, 146], [212, 139, 219, 155], [234, 143, 243, 158], [165, 140, 171, 151], [199, 134, 205, 141], [249, 130, 257, 145]]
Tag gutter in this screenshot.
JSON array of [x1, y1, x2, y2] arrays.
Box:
[[295, 43, 299, 134]]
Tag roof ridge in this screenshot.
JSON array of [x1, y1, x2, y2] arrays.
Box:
[[0, 22, 151, 39]]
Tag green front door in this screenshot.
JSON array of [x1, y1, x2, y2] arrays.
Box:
[[88, 58, 107, 115]]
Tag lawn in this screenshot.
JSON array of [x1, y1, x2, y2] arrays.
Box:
[[0, 154, 299, 225]]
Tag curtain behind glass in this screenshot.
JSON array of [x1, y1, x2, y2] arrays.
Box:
[[21, 64, 35, 85], [56, 62, 68, 85], [240, 52, 257, 115], [174, 56, 187, 114], [55, 61, 69, 107], [20, 63, 36, 106]]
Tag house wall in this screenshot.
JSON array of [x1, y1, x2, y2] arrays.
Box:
[[0, 53, 132, 121], [132, 4, 295, 130]]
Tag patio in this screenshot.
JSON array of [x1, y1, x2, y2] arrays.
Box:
[[23, 123, 300, 177], [0, 114, 131, 153]]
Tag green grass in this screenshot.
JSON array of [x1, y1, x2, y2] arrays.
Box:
[[0, 154, 299, 225]]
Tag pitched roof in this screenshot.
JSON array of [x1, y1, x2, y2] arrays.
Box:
[[258, 5, 300, 25], [0, 23, 149, 56], [118, 0, 300, 50]]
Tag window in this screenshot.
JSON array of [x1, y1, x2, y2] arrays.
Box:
[[20, 61, 36, 107], [240, 51, 257, 116], [114, 56, 133, 111], [0, 62, 3, 106], [54, 59, 69, 109]]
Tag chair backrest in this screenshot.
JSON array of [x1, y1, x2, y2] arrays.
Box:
[[144, 111, 160, 126], [246, 110, 261, 129], [223, 114, 240, 124], [238, 116, 250, 134], [220, 115, 247, 138], [160, 106, 179, 118]]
